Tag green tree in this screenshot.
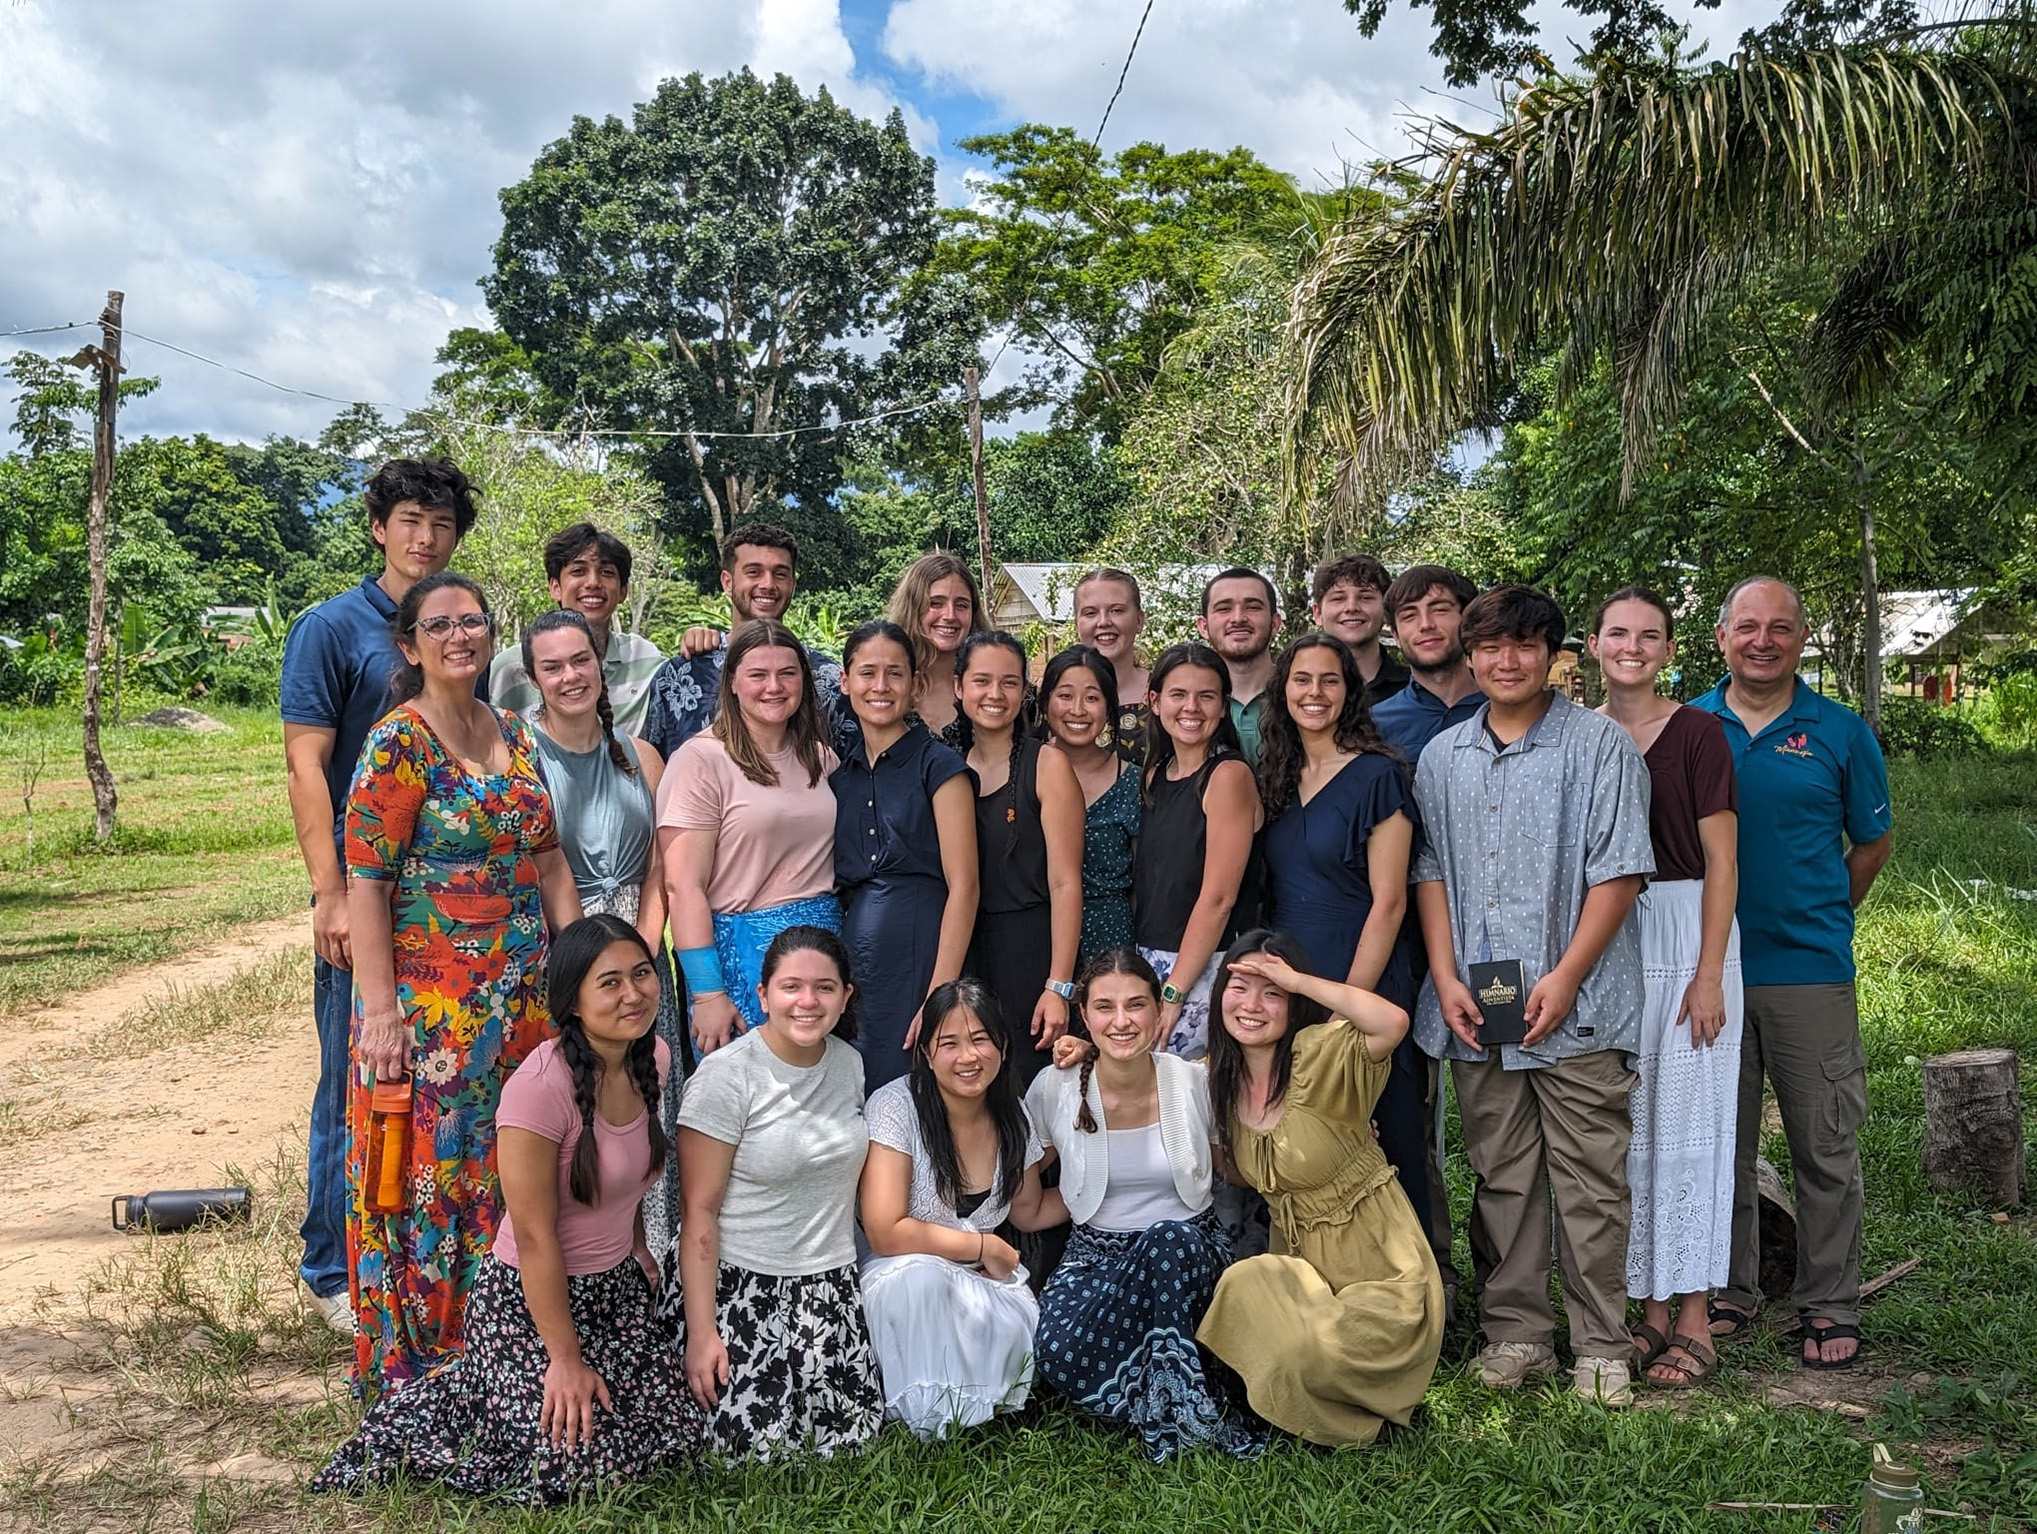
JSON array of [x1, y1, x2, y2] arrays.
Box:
[[481, 68, 978, 572], [932, 126, 1297, 439]]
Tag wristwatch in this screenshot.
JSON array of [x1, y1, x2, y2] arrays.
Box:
[[1045, 979, 1076, 1001], [1160, 982, 1184, 1005]]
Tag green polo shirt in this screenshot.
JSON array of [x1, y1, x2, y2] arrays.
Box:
[[1690, 677, 1891, 987], [1229, 691, 1266, 767]]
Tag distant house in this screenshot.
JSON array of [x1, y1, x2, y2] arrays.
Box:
[[1809, 589, 2026, 701], [986, 561, 1258, 634]]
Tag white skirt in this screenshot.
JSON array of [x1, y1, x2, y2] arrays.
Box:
[[1626, 879, 1744, 1301], [860, 1252, 1038, 1440]]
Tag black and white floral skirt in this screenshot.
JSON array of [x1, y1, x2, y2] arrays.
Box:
[[1035, 1213, 1267, 1462], [657, 1252, 884, 1462], [312, 1253, 701, 1505]]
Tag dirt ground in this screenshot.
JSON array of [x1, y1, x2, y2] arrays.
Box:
[[0, 913, 315, 1323]]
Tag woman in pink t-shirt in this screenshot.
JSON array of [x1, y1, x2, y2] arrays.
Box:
[[315, 915, 703, 1503]]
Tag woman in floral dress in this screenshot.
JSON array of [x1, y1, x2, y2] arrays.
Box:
[[346, 572, 582, 1398]]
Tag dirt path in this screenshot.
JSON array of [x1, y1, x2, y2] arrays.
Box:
[[0, 913, 316, 1322]]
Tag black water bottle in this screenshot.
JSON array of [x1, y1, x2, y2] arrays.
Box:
[[110, 1187, 251, 1233]]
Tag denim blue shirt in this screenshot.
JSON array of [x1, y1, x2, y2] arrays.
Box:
[[1689, 677, 1891, 986], [279, 577, 402, 846], [1411, 692, 1655, 1068]]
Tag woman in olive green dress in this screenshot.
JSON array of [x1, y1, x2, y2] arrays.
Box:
[[1196, 930, 1444, 1445]]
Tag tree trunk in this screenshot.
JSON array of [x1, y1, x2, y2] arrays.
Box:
[[82, 291, 122, 844], [1921, 1049, 2024, 1207], [1855, 441, 1883, 735], [966, 365, 994, 604]]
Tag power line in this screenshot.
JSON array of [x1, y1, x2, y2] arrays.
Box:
[[0, 320, 90, 338], [105, 322, 964, 443], [1093, 0, 1159, 146]]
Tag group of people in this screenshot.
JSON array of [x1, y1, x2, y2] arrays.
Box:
[[279, 457, 1893, 1503]]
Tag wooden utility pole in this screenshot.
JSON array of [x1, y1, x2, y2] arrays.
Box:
[[78, 291, 122, 842], [1855, 437, 1884, 736], [965, 365, 994, 603]]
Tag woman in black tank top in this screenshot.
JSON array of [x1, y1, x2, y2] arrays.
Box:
[[954, 633, 1085, 1082], [1131, 643, 1263, 1059]]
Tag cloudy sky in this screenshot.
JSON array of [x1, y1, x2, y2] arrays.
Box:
[[0, 0, 1768, 449]]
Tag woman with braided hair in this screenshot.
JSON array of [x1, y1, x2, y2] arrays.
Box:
[[954, 631, 1083, 1084], [522, 610, 684, 1257], [315, 915, 701, 1503]]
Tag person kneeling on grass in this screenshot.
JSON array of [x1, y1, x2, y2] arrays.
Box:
[[660, 926, 884, 1460], [314, 914, 701, 1504], [858, 979, 1068, 1439], [1029, 950, 1266, 1462], [1195, 931, 1445, 1445]]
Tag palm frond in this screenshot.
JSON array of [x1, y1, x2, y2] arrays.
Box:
[[1288, 46, 2014, 500]]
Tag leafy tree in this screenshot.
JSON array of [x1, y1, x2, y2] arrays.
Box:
[[932, 126, 1297, 439], [482, 69, 979, 568]]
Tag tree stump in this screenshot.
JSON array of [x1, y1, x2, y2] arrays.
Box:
[[1756, 1157, 1799, 1302], [1921, 1048, 2024, 1207]]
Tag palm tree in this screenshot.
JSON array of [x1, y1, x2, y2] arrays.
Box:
[[1287, 32, 2037, 727]]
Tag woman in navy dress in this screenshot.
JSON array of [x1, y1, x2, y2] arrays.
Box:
[[1255, 633, 1428, 1222], [832, 620, 979, 1092]]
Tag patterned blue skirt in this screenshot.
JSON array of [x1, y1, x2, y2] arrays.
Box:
[[711, 894, 843, 1029], [1034, 1212, 1266, 1461]]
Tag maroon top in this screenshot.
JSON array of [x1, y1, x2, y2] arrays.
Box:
[[1642, 706, 1737, 881]]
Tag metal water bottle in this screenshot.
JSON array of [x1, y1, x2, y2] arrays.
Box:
[[1861, 1443, 1925, 1534], [110, 1187, 251, 1233]]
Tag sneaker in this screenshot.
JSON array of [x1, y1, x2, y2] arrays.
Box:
[[309, 1287, 353, 1336], [1572, 1356, 1635, 1407], [1473, 1340, 1559, 1389]]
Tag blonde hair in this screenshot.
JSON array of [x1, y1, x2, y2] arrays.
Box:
[[886, 552, 988, 682], [711, 619, 828, 787]]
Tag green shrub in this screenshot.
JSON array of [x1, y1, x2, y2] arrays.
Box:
[[1879, 695, 1990, 759]]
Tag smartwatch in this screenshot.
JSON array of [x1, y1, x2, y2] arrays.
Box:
[[1160, 982, 1184, 1005], [1045, 979, 1076, 1001]]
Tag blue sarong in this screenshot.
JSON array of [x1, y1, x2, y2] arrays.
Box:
[[710, 894, 843, 1029]]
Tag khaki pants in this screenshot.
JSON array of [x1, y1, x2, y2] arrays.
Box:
[[1452, 1050, 1637, 1360], [1719, 983, 1867, 1325]]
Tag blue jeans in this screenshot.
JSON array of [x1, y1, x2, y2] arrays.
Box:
[[299, 954, 351, 1299]]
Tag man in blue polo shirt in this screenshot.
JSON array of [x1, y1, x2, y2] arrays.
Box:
[[279, 458, 475, 1334], [1692, 576, 1893, 1370]]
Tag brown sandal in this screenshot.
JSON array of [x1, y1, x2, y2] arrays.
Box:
[[1630, 1323, 1671, 1371], [1646, 1334, 1718, 1390]]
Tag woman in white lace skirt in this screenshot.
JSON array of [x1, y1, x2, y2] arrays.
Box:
[[1590, 588, 1744, 1389], [858, 978, 1067, 1439]]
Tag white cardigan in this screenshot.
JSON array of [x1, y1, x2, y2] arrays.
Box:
[[1024, 1052, 1214, 1226]]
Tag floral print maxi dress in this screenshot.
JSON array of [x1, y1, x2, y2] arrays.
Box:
[[343, 705, 558, 1398]]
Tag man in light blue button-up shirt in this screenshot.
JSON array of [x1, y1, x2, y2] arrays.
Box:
[[1413, 586, 1654, 1404]]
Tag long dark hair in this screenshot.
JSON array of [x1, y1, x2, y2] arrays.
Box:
[[1144, 641, 1243, 803], [842, 618, 917, 677], [713, 618, 827, 788], [1039, 644, 1119, 751], [758, 925, 858, 1040], [1207, 929, 1330, 1158], [951, 630, 1036, 863], [1255, 633, 1390, 816], [388, 571, 489, 705], [1071, 947, 1163, 1134], [907, 978, 1030, 1209], [522, 608, 635, 776], [545, 914, 668, 1206]]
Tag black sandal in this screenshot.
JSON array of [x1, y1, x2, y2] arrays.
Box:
[[1800, 1320, 1861, 1371], [1707, 1299, 1757, 1341]]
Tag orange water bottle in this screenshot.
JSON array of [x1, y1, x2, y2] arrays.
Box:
[[363, 1079, 413, 1215]]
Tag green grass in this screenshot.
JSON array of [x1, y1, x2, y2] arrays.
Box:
[[0, 705, 305, 1020], [0, 746, 2032, 1532]]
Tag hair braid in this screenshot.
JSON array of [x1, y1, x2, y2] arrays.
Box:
[[1075, 1053, 1099, 1134], [555, 1022, 604, 1206], [1003, 730, 1027, 862], [594, 685, 636, 776], [622, 1029, 669, 1182]]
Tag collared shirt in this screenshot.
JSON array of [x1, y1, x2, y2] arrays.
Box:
[[640, 642, 844, 762], [1361, 647, 1411, 710], [279, 576, 401, 845], [830, 722, 969, 889], [1689, 676, 1891, 986], [489, 628, 664, 738], [1229, 691, 1267, 767], [1372, 674, 1487, 764], [1411, 691, 1655, 1069]]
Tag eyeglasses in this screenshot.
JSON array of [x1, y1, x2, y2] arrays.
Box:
[[410, 613, 496, 640]]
